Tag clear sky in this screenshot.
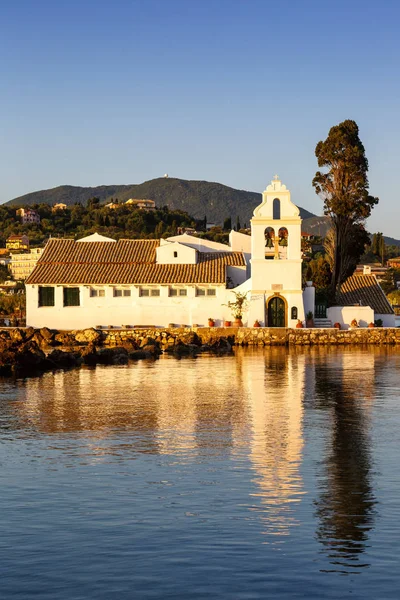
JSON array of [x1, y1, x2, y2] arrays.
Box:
[[1, 0, 399, 235]]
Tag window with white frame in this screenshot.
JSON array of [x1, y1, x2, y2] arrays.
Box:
[[196, 288, 206, 296], [207, 288, 216, 296], [196, 287, 216, 296], [90, 288, 105, 297], [140, 287, 160, 297], [114, 288, 131, 297], [170, 288, 187, 297]]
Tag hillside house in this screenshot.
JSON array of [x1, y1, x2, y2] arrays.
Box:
[[52, 203, 68, 212], [6, 234, 30, 252], [125, 199, 156, 210], [9, 247, 43, 281], [16, 208, 41, 224]]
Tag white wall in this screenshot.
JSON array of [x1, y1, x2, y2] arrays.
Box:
[[327, 306, 374, 329], [26, 283, 256, 329], [375, 313, 396, 327], [156, 242, 197, 264]]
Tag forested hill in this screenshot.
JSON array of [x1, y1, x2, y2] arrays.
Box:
[[4, 178, 316, 225]]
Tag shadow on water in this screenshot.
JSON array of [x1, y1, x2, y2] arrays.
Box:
[[313, 350, 377, 574]]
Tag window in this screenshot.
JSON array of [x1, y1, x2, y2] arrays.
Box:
[[113, 288, 131, 297], [140, 288, 149, 297], [273, 198, 281, 220], [291, 306, 298, 320], [63, 287, 80, 307], [206, 288, 216, 296], [169, 288, 187, 297], [150, 289, 160, 297], [173, 251, 178, 258], [38, 286, 55, 307], [90, 288, 105, 297], [196, 288, 206, 296]]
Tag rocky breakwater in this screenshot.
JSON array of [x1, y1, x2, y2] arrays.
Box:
[[0, 327, 234, 378]]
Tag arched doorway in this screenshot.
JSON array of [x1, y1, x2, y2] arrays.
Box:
[[267, 296, 286, 327]]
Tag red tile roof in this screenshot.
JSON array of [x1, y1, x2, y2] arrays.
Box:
[[337, 274, 394, 314], [26, 239, 245, 285]]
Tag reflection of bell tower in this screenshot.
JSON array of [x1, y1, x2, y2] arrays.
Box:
[[249, 176, 305, 327]]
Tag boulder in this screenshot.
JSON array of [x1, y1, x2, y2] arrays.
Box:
[[46, 349, 82, 370], [97, 347, 129, 365], [80, 343, 98, 366], [75, 328, 103, 344]]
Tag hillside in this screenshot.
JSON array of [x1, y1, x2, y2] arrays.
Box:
[[5, 178, 316, 225]]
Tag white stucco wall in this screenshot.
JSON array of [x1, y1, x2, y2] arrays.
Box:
[[375, 313, 396, 327], [327, 306, 374, 329], [26, 283, 256, 329], [156, 242, 197, 264]]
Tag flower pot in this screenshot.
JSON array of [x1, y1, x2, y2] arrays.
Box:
[[208, 319, 215, 327], [253, 320, 261, 328], [334, 322, 341, 330], [306, 319, 314, 328], [233, 318, 243, 327], [295, 320, 303, 329], [224, 320, 232, 327], [368, 322, 375, 328]]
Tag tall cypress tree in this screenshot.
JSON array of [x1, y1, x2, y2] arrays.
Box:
[[313, 120, 378, 302]]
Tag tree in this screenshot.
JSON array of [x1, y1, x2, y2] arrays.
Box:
[[313, 120, 378, 302], [236, 216, 241, 231], [223, 216, 232, 231]]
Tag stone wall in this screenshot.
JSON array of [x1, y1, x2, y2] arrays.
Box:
[[101, 326, 400, 346]]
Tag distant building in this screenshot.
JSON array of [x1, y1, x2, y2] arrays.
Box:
[[387, 257, 400, 269], [52, 203, 68, 212], [9, 247, 43, 281], [105, 202, 120, 209], [6, 234, 30, 252], [16, 208, 41, 224], [125, 199, 156, 210]]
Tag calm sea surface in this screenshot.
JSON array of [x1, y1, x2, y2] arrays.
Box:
[[1, 347, 400, 599]]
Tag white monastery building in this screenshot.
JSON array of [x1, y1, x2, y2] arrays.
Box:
[[25, 176, 393, 329]]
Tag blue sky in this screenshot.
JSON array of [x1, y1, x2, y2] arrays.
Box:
[[1, 0, 399, 235]]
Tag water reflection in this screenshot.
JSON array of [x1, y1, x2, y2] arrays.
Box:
[[2, 347, 393, 573], [314, 351, 377, 573], [241, 348, 305, 537]]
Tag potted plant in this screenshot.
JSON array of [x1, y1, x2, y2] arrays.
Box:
[[350, 318, 358, 328], [368, 322, 375, 328], [253, 320, 261, 328], [208, 318, 215, 327], [334, 322, 341, 330], [306, 311, 314, 328], [224, 320, 232, 327], [295, 320, 303, 329], [223, 291, 248, 328], [375, 318, 383, 327]]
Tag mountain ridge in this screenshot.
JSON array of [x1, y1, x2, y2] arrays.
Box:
[[4, 177, 317, 225]]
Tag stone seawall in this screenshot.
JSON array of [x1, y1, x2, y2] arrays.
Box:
[[101, 326, 400, 346]]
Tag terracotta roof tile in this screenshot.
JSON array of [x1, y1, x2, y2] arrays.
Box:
[[337, 274, 394, 315], [26, 239, 245, 285]]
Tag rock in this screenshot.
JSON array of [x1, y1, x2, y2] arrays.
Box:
[[129, 350, 152, 360], [141, 344, 161, 356], [80, 343, 98, 365], [46, 349, 82, 370], [97, 347, 128, 365], [39, 327, 54, 341], [74, 328, 103, 344], [9, 328, 26, 344], [55, 332, 77, 346]]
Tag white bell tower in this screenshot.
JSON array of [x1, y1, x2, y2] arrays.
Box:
[[249, 176, 305, 327]]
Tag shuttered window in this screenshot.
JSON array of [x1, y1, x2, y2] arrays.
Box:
[[63, 287, 80, 307], [38, 286, 55, 307]]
